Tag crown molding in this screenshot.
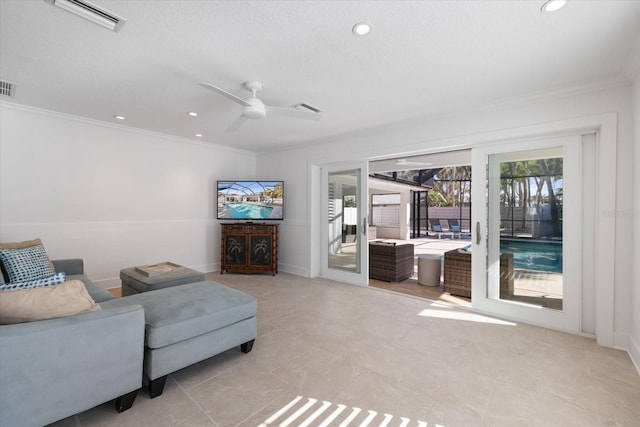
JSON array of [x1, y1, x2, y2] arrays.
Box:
[[270, 75, 630, 155], [0, 101, 255, 156], [622, 32, 640, 82]]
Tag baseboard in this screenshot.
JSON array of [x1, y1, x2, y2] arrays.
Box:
[[278, 263, 309, 277], [614, 331, 640, 376], [629, 334, 640, 376], [192, 262, 217, 275]]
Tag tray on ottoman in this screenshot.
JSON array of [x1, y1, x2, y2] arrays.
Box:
[[134, 262, 184, 277]]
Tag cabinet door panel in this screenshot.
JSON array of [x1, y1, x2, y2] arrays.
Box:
[[250, 235, 272, 266], [224, 235, 247, 265]]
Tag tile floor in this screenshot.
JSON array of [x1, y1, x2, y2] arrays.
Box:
[[50, 272, 640, 427]]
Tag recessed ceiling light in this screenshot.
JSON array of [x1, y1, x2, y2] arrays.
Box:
[[541, 0, 567, 13], [114, 115, 126, 120], [195, 133, 203, 138], [352, 23, 371, 36], [188, 111, 198, 117]]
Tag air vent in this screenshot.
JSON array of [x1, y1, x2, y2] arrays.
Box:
[[0, 81, 16, 98], [44, 0, 126, 32], [294, 103, 323, 114]]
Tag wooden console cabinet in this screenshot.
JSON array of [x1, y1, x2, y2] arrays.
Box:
[[220, 223, 278, 275]]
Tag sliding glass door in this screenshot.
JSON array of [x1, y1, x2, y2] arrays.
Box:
[[321, 162, 369, 285], [471, 136, 581, 331]]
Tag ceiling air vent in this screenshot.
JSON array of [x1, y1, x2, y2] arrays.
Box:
[[294, 103, 323, 114], [44, 0, 126, 32], [0, 81, 16, 98]]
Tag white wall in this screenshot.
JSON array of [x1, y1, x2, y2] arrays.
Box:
[[0, 103, 255, 287], [256, 83, 636, 356], [632, 73, 640, 370]]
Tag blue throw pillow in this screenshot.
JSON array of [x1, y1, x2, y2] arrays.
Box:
[[433, 225, 442, 232], [451, 225, 461, 232], [0, 272, 66, 291], [0, 244, 56, 283]]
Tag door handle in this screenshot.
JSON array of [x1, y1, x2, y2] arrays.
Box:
[[362, 218, 367, 236], [476, 221, 481, 245]]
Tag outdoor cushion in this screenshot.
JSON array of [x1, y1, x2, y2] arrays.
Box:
[[101, 281, 257, 349]]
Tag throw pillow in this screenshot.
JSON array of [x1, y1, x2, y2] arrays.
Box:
[[0, 279, 101, 324], [432, 224, 442, 232], [0, 239, 56, 283], [0, 272, 67, 291]]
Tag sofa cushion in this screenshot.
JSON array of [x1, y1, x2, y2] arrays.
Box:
[[66, 274, 115, 303], [0, 279, 101, 324], [0, 239, 56, 283], [101, 281, 257, 348], [0, 272, 66, 291]]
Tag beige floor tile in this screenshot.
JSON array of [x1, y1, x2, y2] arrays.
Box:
[[332, 368, 434, 423], [175, 411, 216, 427], [187, 361, 292, 426], [270, 348, 367, 400], [46, 272, 639, 427], [75, 378, 202, 427], [486, 382, 600, 426], [425, 399, 486, 427]]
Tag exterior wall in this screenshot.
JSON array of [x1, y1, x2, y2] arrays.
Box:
[[0, 103, 256, 287]]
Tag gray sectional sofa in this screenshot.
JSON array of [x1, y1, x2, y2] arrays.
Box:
[[0, 259, 145, 427], [0, 259, 258, 427]]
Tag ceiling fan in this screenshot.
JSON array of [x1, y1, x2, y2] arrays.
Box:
[[198, 80, 322, 131]]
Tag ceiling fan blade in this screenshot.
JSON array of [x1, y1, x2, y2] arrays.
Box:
[[199, 82, 251, 107], [267, 106, 322, 121], [226, 115, 249, 132]]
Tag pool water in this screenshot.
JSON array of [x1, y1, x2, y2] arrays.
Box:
[[500, 240, 563, 274], [224, 203, 274, 219]]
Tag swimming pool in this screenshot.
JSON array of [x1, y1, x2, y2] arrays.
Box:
[[500, 239, 563, 274], [223, 203, 274, 219]]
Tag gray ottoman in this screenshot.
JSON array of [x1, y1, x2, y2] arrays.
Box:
[[102, 281, 257, 398], [120, 265, 205, 296]]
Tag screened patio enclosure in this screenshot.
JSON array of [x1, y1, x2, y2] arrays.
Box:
[[370, 166, 472, 239]]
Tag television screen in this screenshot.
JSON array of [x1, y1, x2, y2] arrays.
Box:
[[217, 181, 284, 220]]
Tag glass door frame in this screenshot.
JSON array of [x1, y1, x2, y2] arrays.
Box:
[[471, 135, 582, 332], [320, 161, 370, 286]]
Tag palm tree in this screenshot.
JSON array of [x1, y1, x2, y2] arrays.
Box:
[[226, 238, 244, 263]]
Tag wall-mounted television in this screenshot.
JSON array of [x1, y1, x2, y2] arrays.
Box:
[[217, 180, 284, 221]]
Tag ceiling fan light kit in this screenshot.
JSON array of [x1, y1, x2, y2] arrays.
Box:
[[541, 0, 567, 13], [352, 22, 371, 36]]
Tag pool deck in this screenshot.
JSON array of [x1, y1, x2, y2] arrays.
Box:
[[368, 236, 563, 310]]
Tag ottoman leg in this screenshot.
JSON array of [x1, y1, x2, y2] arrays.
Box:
[[149, 375, 168, 399], [115, 389, 138, 412], [240, 339, 255, 353]]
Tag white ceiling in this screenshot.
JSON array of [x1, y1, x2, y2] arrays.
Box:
[[1, 0, 639, 152]]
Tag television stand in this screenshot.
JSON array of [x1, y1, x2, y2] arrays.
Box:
[[220, 223, 278, 275]]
